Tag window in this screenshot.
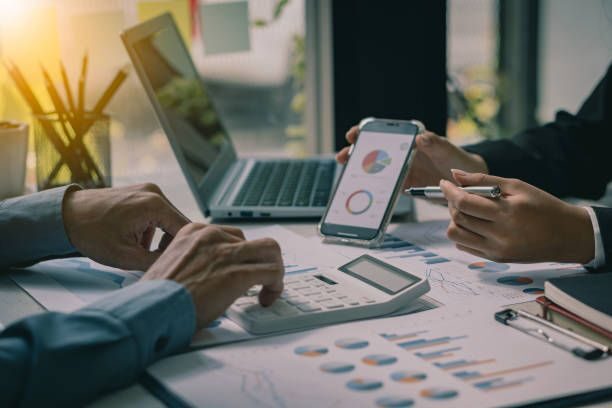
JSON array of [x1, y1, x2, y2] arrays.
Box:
[[446, 0, 500, 143]]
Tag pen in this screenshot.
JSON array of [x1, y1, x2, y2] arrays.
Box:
[[495, 309, 608, 360], [59, 61, 77, 115], [406, 186, 501, 199], [91, 66, 129, 114]]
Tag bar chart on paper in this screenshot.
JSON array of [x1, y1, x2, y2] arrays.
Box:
[[379, 328, 555, 396]]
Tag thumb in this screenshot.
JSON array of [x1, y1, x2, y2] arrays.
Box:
[[450, 169, 518, 193], [415, 131, 456, 158]]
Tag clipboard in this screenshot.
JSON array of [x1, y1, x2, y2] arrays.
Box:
[[495, 308, 609, 361]]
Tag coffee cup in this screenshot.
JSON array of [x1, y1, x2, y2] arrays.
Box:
[[0, 120, 29, 198]]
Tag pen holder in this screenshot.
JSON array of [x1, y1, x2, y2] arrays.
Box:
[[33, 112, 111, 190]]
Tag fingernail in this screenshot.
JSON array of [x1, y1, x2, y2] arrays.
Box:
[[420, 133, 432, 146], [450, 168, 467, 176], [439, 179, 448, 187]]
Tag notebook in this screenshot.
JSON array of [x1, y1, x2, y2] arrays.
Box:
[[544, 274, 612, 332]]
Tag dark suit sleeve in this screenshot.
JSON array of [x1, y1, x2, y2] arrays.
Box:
[[0, 280, 196, 407], [465, 63, 612, 200]]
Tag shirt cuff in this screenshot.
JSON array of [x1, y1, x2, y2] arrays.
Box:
[[0, 184, 81, 268], [81, 280, 196, 365], [582, 206, 605, 268]]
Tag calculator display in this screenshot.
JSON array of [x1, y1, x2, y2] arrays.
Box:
[[338, 255, 419, 295]]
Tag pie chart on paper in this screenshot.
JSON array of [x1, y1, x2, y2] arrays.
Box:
[[362, 150, 392, 174]]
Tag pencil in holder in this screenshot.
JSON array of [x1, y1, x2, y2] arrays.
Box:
[[33, 111, 111, 190]]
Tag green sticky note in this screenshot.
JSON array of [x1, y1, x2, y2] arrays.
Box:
[[199, 1, 251, 55]]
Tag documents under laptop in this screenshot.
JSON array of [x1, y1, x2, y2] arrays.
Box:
[[121, 13, 339, 219]]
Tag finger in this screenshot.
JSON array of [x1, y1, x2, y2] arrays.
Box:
[[156, 231, 174, 252], [345, 125, 359, 144], [336, 146, 350, 164], [414, 131, 453, 159], [199, 225, 245, 245], [446, 220, 487, 250], [139, 183, 193, 224], [230, 238, 283, 263], [228, 262, 284, 306], [140, 225, 155, 250], [456, 243, 488, 259], [153, 200, 191, 237], [254, 264, 285, 306], [118, 247, 160, 271], [440, 179, 500, 221], [215, 225, 246, 240], [450, 169, 520, 194], [449, 207, 494, 237]]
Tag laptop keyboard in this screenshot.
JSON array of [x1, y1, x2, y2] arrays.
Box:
[[232, 160, 335, 207]]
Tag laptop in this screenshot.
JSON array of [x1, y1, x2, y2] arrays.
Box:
[[121, 13, 338, 219]]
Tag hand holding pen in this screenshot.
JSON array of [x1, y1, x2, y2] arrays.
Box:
[[432, 169, 595, 265]]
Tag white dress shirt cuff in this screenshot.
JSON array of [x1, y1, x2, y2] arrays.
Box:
[[583, 206, 605, 268]]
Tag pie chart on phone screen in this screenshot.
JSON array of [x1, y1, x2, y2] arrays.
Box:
[[362, 150, 392, 174]]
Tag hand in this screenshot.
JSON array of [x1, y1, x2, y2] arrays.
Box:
[[336, 125, 489, 189], [63, 183, 190, 271], [440, 170, 595, 264], [142, 223, 284, 328]]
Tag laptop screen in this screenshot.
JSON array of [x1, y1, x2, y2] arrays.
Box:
[[132, 22, 231, 186]]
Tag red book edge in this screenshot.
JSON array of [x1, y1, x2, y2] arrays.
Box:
[[536, 296, 612, 340]]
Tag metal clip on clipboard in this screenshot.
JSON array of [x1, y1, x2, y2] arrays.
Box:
[[495, 309, 609, 361]]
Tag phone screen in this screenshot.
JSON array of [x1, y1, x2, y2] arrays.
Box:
[[322, 122, 416, 237]]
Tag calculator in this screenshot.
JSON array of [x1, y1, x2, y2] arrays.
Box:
[[226, 254, 430, 334]]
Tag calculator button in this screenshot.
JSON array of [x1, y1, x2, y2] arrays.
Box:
[[245, 308, 276, 320], [313, 296, 332, 303], [293, 285, 311, 291], [269, 301, 300, 317], [285, 279, 301, 286], [286, 296, 305, 305], [320, 300, 345, 309], [303, 277, 316, 282], [360, 297, 376, 304], [302, 290, 321, 297], [297, 303, 322, 312], [336, 294, 348, 299], [345, 299, 360, 306]]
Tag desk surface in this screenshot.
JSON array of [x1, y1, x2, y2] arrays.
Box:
[[3, 186, 610, 408]]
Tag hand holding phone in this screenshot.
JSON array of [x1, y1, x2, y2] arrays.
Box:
[[319, 118, 419, 246]]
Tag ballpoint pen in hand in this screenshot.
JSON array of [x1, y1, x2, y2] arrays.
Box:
[[405, 185, 501, 199]]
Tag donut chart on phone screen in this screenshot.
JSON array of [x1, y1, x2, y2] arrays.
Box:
[[345, 190, 373, 215]]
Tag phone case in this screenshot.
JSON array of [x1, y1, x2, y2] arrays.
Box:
[[318, 117, 424, 248]]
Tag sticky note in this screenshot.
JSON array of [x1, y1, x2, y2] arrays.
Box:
[[199, 1, 250, 55]]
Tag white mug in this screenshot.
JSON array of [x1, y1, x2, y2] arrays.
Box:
[[0, 121, 29, 199]]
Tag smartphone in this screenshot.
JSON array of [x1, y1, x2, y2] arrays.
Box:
[[319, 118, 419, 246]]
